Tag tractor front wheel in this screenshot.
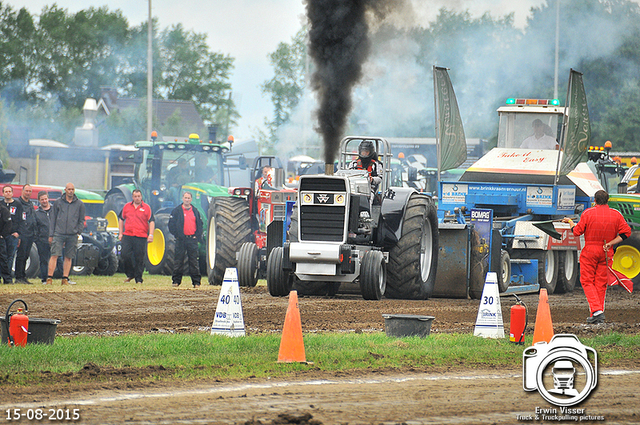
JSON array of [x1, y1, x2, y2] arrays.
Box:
[[237, 242, 259, 287], [266, 247, 292, 296], [360, 250, 386, 300]]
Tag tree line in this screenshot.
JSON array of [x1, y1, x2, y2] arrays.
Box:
[[0, 2, 238, 158], [262, 0, 640, 156]]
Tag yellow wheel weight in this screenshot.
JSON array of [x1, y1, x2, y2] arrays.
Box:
[[147, 228, 166, 266], [612, 245, 640, 278]]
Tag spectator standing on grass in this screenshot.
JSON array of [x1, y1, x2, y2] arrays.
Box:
[[45, 183, 85, 286], [34, 191, 54, 284], [2, 185, 24, 283], [563, 190, 631, 324], [168, 191, 202, 288], [0, 202, 12, 284], [118, 189, 155, 284], [15, 184, 36, 284]]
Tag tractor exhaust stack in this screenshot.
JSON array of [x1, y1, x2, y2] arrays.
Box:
[[325, 163, 334, 176]]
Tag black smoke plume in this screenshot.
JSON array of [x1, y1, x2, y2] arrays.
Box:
[[305, 0, 400, 164]]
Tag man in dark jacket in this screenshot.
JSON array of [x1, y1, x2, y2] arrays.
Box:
[[0, 202, 12, 284], [2, 185, 23, 283], [45, 183, 85, 286], [15, 184, 36, 284], [168, 191, 202, 288], [34, 191, 54, 284]]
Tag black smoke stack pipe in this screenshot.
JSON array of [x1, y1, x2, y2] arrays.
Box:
[[208, 124, 218, 143]]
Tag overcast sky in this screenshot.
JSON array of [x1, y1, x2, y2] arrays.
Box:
[[5, 0, 549, 140]]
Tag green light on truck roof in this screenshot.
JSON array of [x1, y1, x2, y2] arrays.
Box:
[[550, 99, 560, 106], [506, 98, 516, 105]]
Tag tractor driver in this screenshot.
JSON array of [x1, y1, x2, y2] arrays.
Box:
[[256, 166, 274, 191], [521, 119, 559, 150], [167, 158, 191, 203], [348, 140, 383, 194]]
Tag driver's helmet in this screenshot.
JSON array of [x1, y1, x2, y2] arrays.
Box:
[[358, 140, 376, 161]]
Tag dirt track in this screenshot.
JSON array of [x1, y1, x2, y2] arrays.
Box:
[[3, 283, 638, 338], [1, 283, 639, 424]]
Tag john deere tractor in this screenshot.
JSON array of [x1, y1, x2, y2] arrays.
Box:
[[266, 136, 439, 300], [103, 133, 253, 284]]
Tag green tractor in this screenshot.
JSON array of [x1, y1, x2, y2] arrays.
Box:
[[587, 142, 640, 289], [103, 133, 253, 284]]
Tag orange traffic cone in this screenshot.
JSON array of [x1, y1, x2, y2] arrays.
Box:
[[532, 288, 554, 344], [277, 290, 307, 363]]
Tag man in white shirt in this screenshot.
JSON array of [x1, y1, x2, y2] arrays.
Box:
[[521, 119, 558, 150]]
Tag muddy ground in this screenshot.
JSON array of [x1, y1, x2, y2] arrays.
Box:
[[1, 283, 639, 424]]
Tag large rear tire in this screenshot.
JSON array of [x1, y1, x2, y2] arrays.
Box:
[[266, 246, 292, 296], [512, 249, 558, 294], [386, 194, 438, 299], [145, 213, 175, 275], [206, 197, 252, 285], [237, 242, 259, 287], [103, 192, 127, 218], [556, 250, 578, 294], [360, 250, 386, 300]]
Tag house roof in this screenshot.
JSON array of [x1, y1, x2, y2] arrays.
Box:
[[113, 98, 206, 131]]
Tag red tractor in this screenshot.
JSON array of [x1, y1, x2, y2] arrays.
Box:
[[235, 156, 297, 287]]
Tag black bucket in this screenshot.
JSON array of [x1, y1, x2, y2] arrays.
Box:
[[382, 314, 434, 338], [1, 317, 61, 345]]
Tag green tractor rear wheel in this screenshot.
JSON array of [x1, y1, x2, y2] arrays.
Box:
[[146, 213, 175, 275]]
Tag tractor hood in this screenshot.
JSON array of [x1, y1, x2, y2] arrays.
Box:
[[181, 182, 231, 197], [460, 148, 603, 198]]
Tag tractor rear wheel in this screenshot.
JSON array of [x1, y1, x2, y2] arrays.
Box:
[[386, 194, 438, 300], [103, 192, 127, 219], [360, 250, 386, 300], [146, 213, 175, 275], [237, 242, 259, 287], [613, 233, 640, 291], [266, 247, 292, 296], [206, 197, 252, 285], [556, 250, 578, 293]]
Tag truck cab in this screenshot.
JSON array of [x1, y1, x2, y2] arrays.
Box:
[[496, 98, 563, 149]]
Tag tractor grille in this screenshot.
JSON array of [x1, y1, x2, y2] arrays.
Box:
[[273, 204, 286, 220], [300, 205, 345, 242], [300, 178, 346, 192], [616, 202, 636, 217]]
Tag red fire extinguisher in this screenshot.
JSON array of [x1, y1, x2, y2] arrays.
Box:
[[4, 299, 29, 347], [509, 294, 527, 345]]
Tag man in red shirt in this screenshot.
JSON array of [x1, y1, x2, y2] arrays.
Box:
[[563, 190, 631, 324], [119, 189, 155, 284], [168, 191, 203, 288]]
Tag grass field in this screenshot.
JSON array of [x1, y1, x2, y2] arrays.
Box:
[[0, 329, 638, 386]]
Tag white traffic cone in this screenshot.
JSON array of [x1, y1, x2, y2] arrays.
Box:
[[211, 268, 246, 337], [473, 272, 505, 338]]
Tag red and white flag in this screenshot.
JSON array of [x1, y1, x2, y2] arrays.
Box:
[[607, 266, 634, 293]]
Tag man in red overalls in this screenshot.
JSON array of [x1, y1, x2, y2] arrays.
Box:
[[563, 190, 631, 324]]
